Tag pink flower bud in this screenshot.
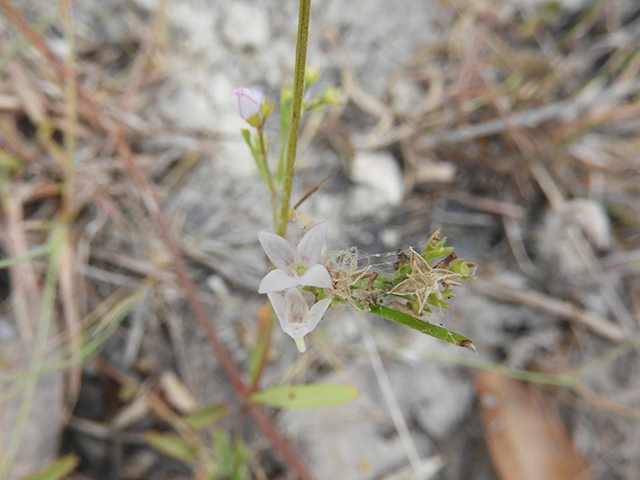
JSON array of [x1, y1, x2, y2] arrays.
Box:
[[232, 87, 261, 120]]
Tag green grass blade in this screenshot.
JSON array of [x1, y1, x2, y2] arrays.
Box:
[[17, 454, 79, 480]]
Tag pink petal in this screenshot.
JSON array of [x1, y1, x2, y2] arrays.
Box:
[[299, 264, 332, 288], [258, 269, 299, 293], [258, 231, 298, 271], [305, 297, 332, 332], [232, 87, 261, 120], [296, 223, 326, 265]]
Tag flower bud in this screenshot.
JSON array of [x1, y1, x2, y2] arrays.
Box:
[[232, 87, 262, 120], [304, 66, 321, 87]]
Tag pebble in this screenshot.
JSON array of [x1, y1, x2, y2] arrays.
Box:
[[348, 150, 404, 217]]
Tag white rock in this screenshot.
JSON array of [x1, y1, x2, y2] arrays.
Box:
[[348, 151, 404, 217], [390, 78, 424, 117], [221, 2, 270, 51]]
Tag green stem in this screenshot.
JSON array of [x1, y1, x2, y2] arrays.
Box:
[[256, 125, 277, 223], [276, 0, 311, 237]]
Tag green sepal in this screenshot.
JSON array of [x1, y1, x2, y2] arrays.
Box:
[[245, 113, 261, 127], [260, 99, 276, 119], [422, 237, 454, 261], [450, 258, 471, 277]]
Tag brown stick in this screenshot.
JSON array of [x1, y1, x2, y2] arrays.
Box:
[[472, 278, 627, 343], [0, 3, 314, 478]]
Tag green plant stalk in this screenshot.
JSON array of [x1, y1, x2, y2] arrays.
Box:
[[256, 125, 278, 223], [0, 223, 65, 477], [275, 0, 311, 237]]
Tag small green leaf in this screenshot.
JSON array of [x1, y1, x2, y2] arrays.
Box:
[[19, 454, 79, 480], [370, 305, 476, 351], [185, 404, 229, 429], [241, 128, 271, 187], [250, 384, 360, 409], [144, 432, 198, 464]]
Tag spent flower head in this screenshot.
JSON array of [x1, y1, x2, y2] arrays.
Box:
[[258, 223, 332, 293], [267, 288, 332, 352]]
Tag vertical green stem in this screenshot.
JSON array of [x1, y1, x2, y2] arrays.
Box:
[[256, 125, 278, 223], [276, 0, 311, 238]]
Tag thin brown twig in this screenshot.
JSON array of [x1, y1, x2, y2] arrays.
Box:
[[472, 278, 627, 344], [57, 0, 82, 414], [0, 2, 314, 478], [293, 165, 344, 210]]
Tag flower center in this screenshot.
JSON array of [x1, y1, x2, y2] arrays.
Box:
[[292, 261, 307, 277]]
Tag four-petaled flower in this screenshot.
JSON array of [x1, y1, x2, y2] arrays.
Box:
[[232, 87, 262, 120], [258, 223, 332, 294], [267, 288, 332, 353]]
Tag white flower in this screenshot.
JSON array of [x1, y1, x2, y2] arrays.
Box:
[[267, 288, 332, 352], [258, 223, 333, 293], [232, 87, 262, 120]]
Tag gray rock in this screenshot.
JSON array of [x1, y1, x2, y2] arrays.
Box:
[[221, 2, 270, 52]]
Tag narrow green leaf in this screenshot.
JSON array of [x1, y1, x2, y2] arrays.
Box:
[[144, 432, 198, 463], [19, 454, 79, 480], [0, 242, 51, 270], [241, 128, 271, 188], [370, 304, 476, 352], [185, 404, 229, 429], [250, 384, 360, 409]]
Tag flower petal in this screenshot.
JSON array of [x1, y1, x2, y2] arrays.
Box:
[[299, 264, 332, 288], [282, 323, 311, 339], [305, 297, 332, 332], [258, 269, 299, 293], [258, 231, 298, 271], [232, 87, 261, 120], [284, 287, 310, 323], [267, 291, 289, 331], [296, 223, 326, 265]]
